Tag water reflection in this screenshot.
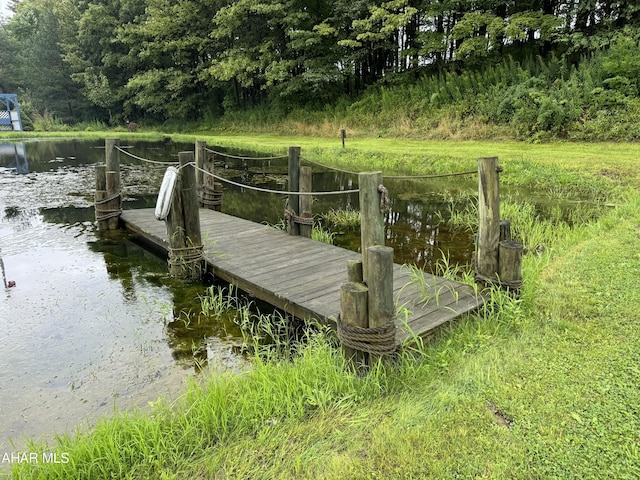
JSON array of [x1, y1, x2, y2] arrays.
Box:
[[210, 153, 477, 271], [0, 143, 28, 173]]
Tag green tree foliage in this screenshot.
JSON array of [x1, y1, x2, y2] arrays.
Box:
[[1, 0, 640, 136]]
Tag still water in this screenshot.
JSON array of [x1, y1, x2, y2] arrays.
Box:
[[0, 139, 248, 453], [0, 138, 478, 452]]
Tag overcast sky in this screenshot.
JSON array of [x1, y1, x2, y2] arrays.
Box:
[[0, 0, 13, 20]]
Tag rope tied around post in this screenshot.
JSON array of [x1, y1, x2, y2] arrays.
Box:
[[94, 191, 122, 221], [474, 271, 523, 291], [284, 199, 314, 226], [167, 245, 204, 269], [378, 185, 391, 212], [337, 316, 396, 356]]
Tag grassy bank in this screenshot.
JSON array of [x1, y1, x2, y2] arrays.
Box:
[[5, 133, 640, 478]]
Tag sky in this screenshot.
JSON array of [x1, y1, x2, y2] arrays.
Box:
[[0, 0, 12, 20]]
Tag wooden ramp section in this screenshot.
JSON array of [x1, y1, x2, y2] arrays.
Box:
[[120, 209, 483, 346]]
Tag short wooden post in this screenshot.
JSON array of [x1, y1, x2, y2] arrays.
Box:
[[195, 140, 206, 201], [341, 129, 346, 148], [347, 259, 363, 284], [299, 166, 313, 238], [499, 220, 511, 242], [366, 245, 396, 364], [287, 146, 301, 236], [477, 157, 500, 282], [359, 171, 385, 282], [166, 152, 203, 280], [498, 240, 523, 288], [340, 282, 369, 369], [95, 165, 107, 232]]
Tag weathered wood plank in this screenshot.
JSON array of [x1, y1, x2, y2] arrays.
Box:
[[120, 208, 484, 346]]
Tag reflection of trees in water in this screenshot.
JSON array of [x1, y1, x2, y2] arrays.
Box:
[[89, 232, 243, 371]]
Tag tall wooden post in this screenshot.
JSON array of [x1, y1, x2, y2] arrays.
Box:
[[95, 165, 108, 232], [359, 171, 385, 282], [195, 140, 206, 201], [366, 245, 396, 364], [104, 138, 121, 230], [287, 146, 301, 236], [299, 166, 313, 238], [179, 151, 202, 252], [341, 129, 346, 148], [166, 152, 203, 280], [477, 157, 500, 281]]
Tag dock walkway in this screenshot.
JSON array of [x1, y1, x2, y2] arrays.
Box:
[[120, 208, 483, 346]]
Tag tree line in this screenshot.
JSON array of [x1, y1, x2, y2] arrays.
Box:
[[0, 0, 638, 128]]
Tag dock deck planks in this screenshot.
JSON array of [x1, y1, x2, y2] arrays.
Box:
[[120, 208, 483, 346]]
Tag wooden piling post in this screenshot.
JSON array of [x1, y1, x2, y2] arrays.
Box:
[[498, 240, 523, 289], [200, 148, 222, 211], [366, 245, 396, 364], [95, 165, 107, 232], [299, 166, 313, 238], [499, 220, 511, 242], [347, 259, 364, 284], [105, 138, 121, 189], [341, 129, 346, 148], [287, 146, 301, 236], [359, 171, 385, 282], [166, 152, 203, 280], [195, 140, 206, 200], [477, 157, 500, 282], [339, 282, 369, 369], [106, 171, 120, 230]]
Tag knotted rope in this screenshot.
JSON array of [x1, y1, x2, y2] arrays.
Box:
[[168, 245, 204, 269], [337, 316, 397, 356], [474, 271, 523, 290], [378, 185, 391, 212], [284, 199, 314, 226], [94, 191, 122, 221]]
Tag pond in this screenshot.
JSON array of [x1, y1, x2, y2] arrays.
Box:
[[4, 137, 572, 454], [0, 139, 249, 454]]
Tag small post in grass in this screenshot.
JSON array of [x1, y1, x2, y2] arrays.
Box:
[[341, 129, 346, 148], [498, 240, 523, 290], [477, 157, 500, 283], [287, 146, 301, 236]]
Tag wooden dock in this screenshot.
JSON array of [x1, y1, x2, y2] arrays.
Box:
[[120, 208, 483, 346]]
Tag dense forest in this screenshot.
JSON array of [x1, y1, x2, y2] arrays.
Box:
[[1, 0, 640, 139]]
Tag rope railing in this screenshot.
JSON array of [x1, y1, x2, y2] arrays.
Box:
[[300, 156, 360, 175], [300, 155, 477, 180], [115, 145, 179, 166], [385, 170, 477, 179], [191, 163, 360, 196], [204, 147, 288, 161]]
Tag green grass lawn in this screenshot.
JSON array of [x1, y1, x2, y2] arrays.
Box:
[[5, 132, 640, 479]]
